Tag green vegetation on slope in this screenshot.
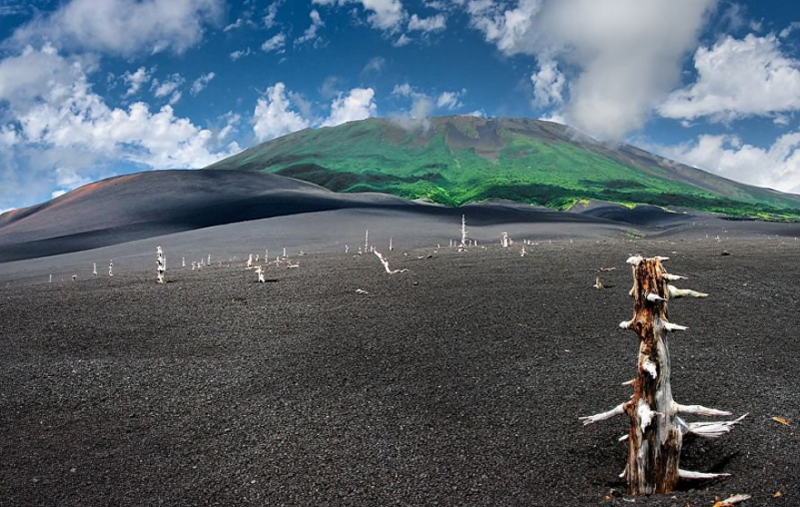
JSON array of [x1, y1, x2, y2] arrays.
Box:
[[206, 117, 800, 219]]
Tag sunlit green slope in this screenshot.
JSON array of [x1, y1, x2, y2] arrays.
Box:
[[205, 116, 800, 218]]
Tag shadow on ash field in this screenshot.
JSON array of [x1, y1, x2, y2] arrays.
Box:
[[1, 235, 799, 506]]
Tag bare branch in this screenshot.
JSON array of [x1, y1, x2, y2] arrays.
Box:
[[686, 414, 748, 438], [675, 403, 732, 417], [664, 321, 688, 332], [663, 273, 687, 281], [668, 285, 708, 299], [374, 250, 408, 275], [646, 292, 666, 303], [678, 469, 731, 480], [619, 318, 634, 329], [580, 403, 626, 426]]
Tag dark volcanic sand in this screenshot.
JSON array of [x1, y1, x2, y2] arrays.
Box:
[[1, 239, 798, 506]]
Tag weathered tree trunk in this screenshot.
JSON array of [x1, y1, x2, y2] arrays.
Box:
[[156, 246, 166, 284], [581, 255, 746, 495], [623, 256, 680, 494]]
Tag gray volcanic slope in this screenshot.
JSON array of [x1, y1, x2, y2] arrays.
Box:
[[0, 170, 410, 262], [0, 169, 687, 264]]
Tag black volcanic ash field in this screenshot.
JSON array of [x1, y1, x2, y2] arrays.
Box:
[[1, 240, 798, 506]]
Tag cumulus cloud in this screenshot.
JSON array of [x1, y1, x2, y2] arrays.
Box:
[[261, 33, 286, 53], [122, 66, 151, 97], [659, 34, 800, 122], [251, 82, 378, 140], [660, 133, 800, 193], [463, 0, 717, 140], [322, 88, 378, 127], [531, 58, 565, 108], [313, 0, 406, 32], [0, 45, 238, 209], [151, 73, 184, 104], [190, 72, 215, 96], [252, 83, 311, 141], [407, 13, 446, 32], [11, 0, 224, 56]]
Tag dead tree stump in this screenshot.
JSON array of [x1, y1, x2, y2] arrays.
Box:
[[581, 255, 747, 495]]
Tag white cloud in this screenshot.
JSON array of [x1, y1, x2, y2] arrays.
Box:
[[218, 112, 241, 141], [407, 13, 446, 32], [659, 133, 800, 193], [436, 90, 463, 110], [190, 72, 215, 96], [392, 82, 414, 97], [394, 82, 465, 114], [313, 0, 406, 32], [659, 34, 800, 122], [252, 82, 377, 139], [224, 18, 245, 32], [463, 0, 717, 140], [394, 33, 412, 46], [252, 82, 311, 141], [322, 88, 378, 127], [261, 33, 286, 53], [296, 9, 324, 46], [151, 74, 184, 104], [122, 66, 151, 97], [0, 45, 237, 210], [11, 0, 224, 56], [263, 1, 282, 29], [779, 22, 800, 39], [51, 190, 67, 199], [230, 48, 252, 61], [531, 58, 564, 108]]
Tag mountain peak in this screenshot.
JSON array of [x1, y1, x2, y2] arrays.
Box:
[[206, 116, 800, 218]]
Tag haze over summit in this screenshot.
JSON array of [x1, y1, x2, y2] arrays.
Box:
[[1, 0, 800, 213]]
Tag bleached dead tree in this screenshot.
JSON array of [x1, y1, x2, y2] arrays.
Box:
[[182, 257, 186, 268], [108, 260, 113, 277], [364, 230, 369, 251], [581, 255, 746, 495], [389, 237, 393, 251], [247, 254, 253, 269], [373, 250, 407, 274], [255, 265, 265, 283], [460, 215, 468, 247], [156, 246, 166, 284], [501, 232, 510, 248]]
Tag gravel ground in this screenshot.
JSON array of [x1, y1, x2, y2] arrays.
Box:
[[1, 238, 798, 506]]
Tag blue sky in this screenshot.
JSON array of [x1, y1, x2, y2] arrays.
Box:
[[1, 0, 800, 212]]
